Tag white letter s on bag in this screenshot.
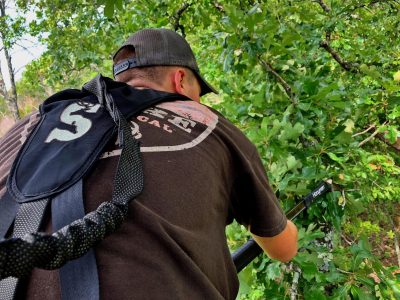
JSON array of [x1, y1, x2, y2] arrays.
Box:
[[45, 102, 101, 143]]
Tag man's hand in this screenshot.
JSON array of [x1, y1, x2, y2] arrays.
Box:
[[251, 220, 298, 263]]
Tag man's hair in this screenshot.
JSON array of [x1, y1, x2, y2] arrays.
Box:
[[113, 45, 197, 85], [113, 46, 168, 83]]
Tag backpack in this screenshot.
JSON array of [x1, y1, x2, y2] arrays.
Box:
[[0, 75, 189, 299]]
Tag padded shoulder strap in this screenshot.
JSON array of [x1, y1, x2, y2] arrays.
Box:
[[0, 191, 19, 238], [52, 180, 99, 300]]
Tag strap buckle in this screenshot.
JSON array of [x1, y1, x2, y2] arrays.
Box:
[[113, 58, 138, 77]]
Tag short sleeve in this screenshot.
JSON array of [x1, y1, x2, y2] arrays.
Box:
[[229, 148, 287, 237]]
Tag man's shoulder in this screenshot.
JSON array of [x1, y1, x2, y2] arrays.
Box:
[[157, 101, 254, 147], [0, 112, 40, 149], [0, 112, 40, 196], [155, 100, 218, 127]]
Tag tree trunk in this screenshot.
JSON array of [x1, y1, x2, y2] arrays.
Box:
[[0, 65, 19, 120], [3, 45, 19, 119], [0, 65, 8, 99], [0, 0, 20, 120]]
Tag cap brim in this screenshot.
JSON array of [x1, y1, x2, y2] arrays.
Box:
[[194, 72, 218, 96]]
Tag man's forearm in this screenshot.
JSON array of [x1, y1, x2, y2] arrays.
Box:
[[251, 220, 298, 263]]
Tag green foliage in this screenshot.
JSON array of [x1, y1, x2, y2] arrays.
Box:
[[237, 226, 399, 300], [0, 8, 26, 49], [11, 0, 400, 298]]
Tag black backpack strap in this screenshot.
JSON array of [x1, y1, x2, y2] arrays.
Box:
[[0, 198, 49, 299], [52, 180, 99, 300], [0, 190, 19, 238]]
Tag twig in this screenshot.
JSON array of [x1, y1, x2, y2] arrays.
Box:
[[341, 234, 353, 246], [337, 268, 354, 275], [14, 42, 37, 57], [172, 3, 192, 38], [259, 58, 297, 105], [352, 124, 375, 137], [325, 31, 332, 42], [339, 189, 346, 208], [358, 121, 388, 147], [316, 0, 331, 13], [394, 233, 400, 268], [320, 40, 358, 72], [372, 180, 384, 190]]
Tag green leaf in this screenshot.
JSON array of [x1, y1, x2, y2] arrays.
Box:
[[238, 266, 252, 296], [301, 261, 319, 281], [350, 285, 375, 300], [333, 131, 353, 144], [384, 126, 399, 144], [393, 70, 400, 81], [304, 287, 327, 300], [287, 155, 301, 171], [278, 122, 305, 141], [343, 119, 355, 133], [303, 79, 319, 96], [115, 0, 123, 10], [325, 270, 346, 284], [360, 64, 381, 80], [297, 224, 325, 248], [265, 261, 282, 281], [350, 239, 373, 270], [103, 1, 114, 17], [326, 152, 345, 163]]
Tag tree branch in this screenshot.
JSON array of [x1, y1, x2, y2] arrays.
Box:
[[14, 42, 36, 57], [394, 228, 400, 268], [347, 0, 389, 14], [315, 0, 331, 13], [352, 124, 375, 137], [320, 40, 358, 72], [172, 3, 192, 38], [341, 233, 354, 246], [358, 121, 388, 147], [314, 2, 365, 73], [259, 58, 297, 105]]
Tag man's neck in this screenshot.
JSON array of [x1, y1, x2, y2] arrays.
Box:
[[125, 79, 170, 93]]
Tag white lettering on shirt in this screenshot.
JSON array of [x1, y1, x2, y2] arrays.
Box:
[[143, 107, 169, 119], [167, 116, 196, 133]]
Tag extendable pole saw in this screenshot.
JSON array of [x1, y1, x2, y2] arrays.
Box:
[[232, 181, 332, 273]]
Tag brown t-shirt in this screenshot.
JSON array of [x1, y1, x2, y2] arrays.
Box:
[[0, 100, 286, 300]]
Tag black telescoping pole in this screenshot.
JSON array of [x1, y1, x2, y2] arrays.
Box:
[[232, 181, 332, 273]]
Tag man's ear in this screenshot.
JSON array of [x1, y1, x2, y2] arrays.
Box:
[[172, 69, 186, 95]]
